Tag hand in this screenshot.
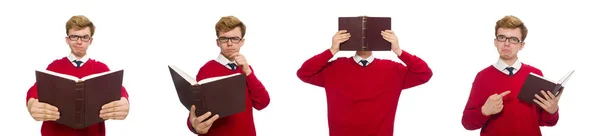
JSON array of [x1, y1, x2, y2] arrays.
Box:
[[381, 30, 402, 56], [481, 91, 511, 116], [189, 105, 219, 134], [27, 98, 60, 121], [533, 90, 561, 114], [331, 30, 351, 54], [100, 97, 129, 120], [231, 53, 252, 76]]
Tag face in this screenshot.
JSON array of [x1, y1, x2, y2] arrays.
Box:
[[494, 28, 525, 61], [65, 27, 93, 58], [216, 27, 245, 59]]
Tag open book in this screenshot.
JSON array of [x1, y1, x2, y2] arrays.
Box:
[[517, 70, 574, 105], [35, 69, 124, 129], [168, 65, 247, 119]]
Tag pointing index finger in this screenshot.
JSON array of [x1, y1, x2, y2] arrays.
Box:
[[499, 91, 511, 97]]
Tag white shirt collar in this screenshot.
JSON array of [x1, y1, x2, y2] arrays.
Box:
[[493, 58, 522, 75], [215, 53, 237, 69], [67, 52, 89, 67], [352, 54, 375, 66]]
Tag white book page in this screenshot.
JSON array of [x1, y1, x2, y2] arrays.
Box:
[[80, 69, 124, 81], [558, 70, 575, 86], [198, 73, 241, 85], [529, 73, 557, 84], [169, 65, 197, 85], [36, 70, 80, 81]]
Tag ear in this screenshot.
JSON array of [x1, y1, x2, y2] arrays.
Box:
[[519, 42, 525, 50], [239, 38, 245, 47], [216, 39, 220, 47], [65, 36, 70, 44], [89, 37, 94, 45]]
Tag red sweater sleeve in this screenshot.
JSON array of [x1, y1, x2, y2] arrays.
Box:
[[296, 49, 335, 87], [534, 71, 560, 126], [461, 72, 491, 130], [396, 50, 433, 89], [246, 65, 270, 110]]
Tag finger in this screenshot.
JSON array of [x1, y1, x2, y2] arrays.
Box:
[[533, 99, 548, 110], [200, 114, 220, 127], [101, 100, 123, 110], [194, 112, 213, 125], [38, 102, 59, 111], [44, 114, 60, 121], [498, 104, 504, 111], [534, 94, 547, 103], [490, 94, 502, 101], [100, 106, 128, 114], [540, 90, 551, 101], [108, 112, 128, 120], [43, 109, 60, 116], [338, 30, 348, 34], [339, 38, 350, 43], [546, 90, 556, 99], [190, 105, 197, 118], [499, 91, 511, 97]]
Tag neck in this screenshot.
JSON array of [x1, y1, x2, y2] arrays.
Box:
[[72, 52, 85, 60], [221, 52, 235, 62], [356, 51, 372, 59], [500, 57, 518, 66]]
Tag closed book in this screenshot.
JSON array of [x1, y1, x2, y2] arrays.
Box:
[[36, 69, 123, 129], [168, 65, 247, 119], [518, 70, 574, 105], [338, 16, 392, 51]]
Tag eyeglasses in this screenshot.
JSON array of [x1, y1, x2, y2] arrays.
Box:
[[495, 35, 522, 44], [67, 35, 91, 41], [218, 36, 242, 43]]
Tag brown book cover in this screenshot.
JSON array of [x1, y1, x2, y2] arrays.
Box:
[[338, 16, 392, 51], [517, 70, 574, 105], [35, 69, 123, 129], [168, 65, 247, 119]]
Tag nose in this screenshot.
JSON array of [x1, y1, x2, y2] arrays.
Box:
[[503, 40, 510, 46], [226, 40, 233, 46], [76, 38, 84, 44]]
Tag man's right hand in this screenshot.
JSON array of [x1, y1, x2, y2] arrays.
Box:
[[27, 98, 60, 121], [481, 91, 511, 116], [330, 30, 351, 55], [189, 105, 219, 134]]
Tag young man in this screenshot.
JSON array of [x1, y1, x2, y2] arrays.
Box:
[[25, 15, 130, 136], [296, 29, 433, 136], [461, 15, 561, 136], [186, 16, 271, 136]]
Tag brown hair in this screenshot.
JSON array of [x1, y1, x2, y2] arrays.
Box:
[[215, 16, 246, 37], [65, 15, 96, 36], [495, 15, 528, 42]]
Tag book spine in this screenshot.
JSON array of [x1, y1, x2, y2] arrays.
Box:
[[75, 82, 85, 128], [361, 16, 367, 51], [552, 84, 563, 96]]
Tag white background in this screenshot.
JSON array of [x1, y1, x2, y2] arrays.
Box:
[[1, 0, 598, 135]]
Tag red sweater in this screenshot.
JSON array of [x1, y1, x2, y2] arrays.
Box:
[[296, 49, 433, 136], [25, 57, 129, 136], [187, 60, 270, 136], [461, 64, 559, 136]]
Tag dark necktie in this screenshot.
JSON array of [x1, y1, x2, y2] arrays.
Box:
[[505, 67, 515, 76], [73, 60, 83, 68], [359, 60, 368, 67], [227, 63, 237, 70]]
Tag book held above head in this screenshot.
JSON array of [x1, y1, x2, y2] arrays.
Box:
[[338, 16, 391, 51]]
